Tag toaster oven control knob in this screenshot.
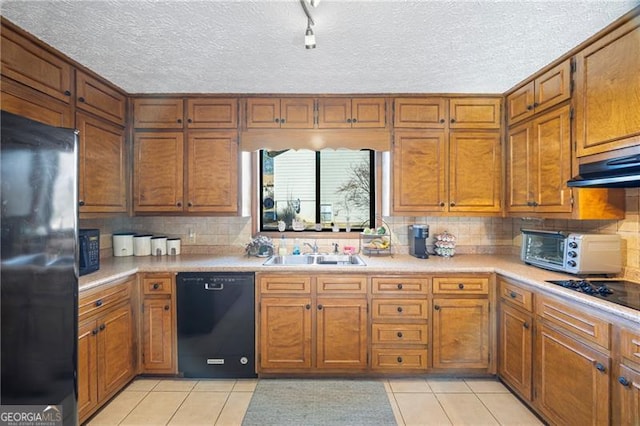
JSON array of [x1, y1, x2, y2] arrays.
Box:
[[568, 241, 578, 249], [568, 251, 577, 258], [567, 260, 577, 267]]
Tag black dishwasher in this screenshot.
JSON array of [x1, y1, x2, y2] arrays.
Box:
[[176, 272, 256, 378]]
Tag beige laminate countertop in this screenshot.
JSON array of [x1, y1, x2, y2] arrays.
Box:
[[80, 253, 640, 325]]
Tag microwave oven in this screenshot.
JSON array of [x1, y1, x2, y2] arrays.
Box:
[[520, 229, 621, 275], [79, 228, 100, 276]]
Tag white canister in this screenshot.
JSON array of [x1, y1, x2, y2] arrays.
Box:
[[151, 236, 167, 256], [113, 233, 134, 257], [166, 238, 181, 256], [133, 234, 152, 256]]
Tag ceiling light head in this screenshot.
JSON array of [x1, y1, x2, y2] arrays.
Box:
[[305, 21, 316, 49]]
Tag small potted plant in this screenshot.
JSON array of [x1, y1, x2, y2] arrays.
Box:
[[245, 235, 274, 257]]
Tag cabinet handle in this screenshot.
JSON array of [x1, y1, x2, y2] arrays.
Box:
[[434, 305, 440, 310], [450, 118, 456, 123], [274, 118, 280, 123], [439, 118, 445, 124], [176, 201, 182, 207], [281, 118, 286, 123], [526, 201, 533, 207], [439, 202, 445, 207], [526, 105, 534, 111], [458, 283, 464, 289], [64, 90, 71, 96], [618, 377, 630, 387], [510, 291, 517, 298], [305, 304, 311, 310], [79, 200, 85, 206], [397, 306, 403, 313], [352, 118, 357, 123], [188, 202, 193, 207], [78, 97, 85, 103], [397, 283, 403, 290], [92, 328, 99, 335], [99, 324, 105, 331], [532, 201, 539, 207], [533, 102, 539, 107], [153, 283, 160, 290], [523, 322, 530, 329], [164, 305, 170, 311], [397, 332, 403, 338], [595, 362, 606, 373], [177, 119, 182, 123], [450, 202, 456, 207], [346, 118, 352, 123], [95, 299, 103, 307], [397, 357, 403, 363], [317, 304, 323, 310], [187, 118, 193, 123]]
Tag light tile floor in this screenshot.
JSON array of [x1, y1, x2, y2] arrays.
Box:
[[86, 377, 543, 426]]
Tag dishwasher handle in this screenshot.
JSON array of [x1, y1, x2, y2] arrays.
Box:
[[204, 282, 224, 290]]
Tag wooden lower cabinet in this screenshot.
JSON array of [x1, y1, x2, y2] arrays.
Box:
[[78, 278, 136, 423], [498, 303, 533, 400], [141, 273, 176, 373], [316, 298, 367, 369], [617, 364, 640, 425]]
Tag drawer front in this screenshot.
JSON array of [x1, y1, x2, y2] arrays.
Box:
[[372, 277, 429, 295], [79, 279, 132, 319], [536, 294, 610, 349], [372, 348, 428, 370], [142, 275, 173, 295], [372, 299, 428, 320], [260, 275, 311, 294], [372, 323, 428, 345], [499, 278, 533, 312], [621, 328, 640, 364], [433, 277, 489, 295], [317, 275, 367, 294]]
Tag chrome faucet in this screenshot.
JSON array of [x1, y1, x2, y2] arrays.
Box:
[[304, 240, 319, 254]]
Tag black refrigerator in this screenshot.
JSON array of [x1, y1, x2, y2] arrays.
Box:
[[1, 111, 78, 425]]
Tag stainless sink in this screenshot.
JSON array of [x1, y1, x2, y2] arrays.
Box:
[[263, 254, 366, 266]]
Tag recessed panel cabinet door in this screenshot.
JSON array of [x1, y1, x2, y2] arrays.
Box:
[[316, 298, 367, 369], [187, 131, 238, 213], [617, 364, 640, 425], [498, 304, 533, 401], [97, 305, 134, 401], [394, 97, 447, 129], [507, 122, 534, 212], [1, 78, 73, 127], [77, 319, 98, 421], [75, 70, 126, 126], [142, 298, 174, 372], [134, 132, 184, 212]]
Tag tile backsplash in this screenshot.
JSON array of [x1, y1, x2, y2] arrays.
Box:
[[81, 188, 640, 281]]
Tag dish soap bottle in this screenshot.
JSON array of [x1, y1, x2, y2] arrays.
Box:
[[278, 234, 288, 256], [292, 238, 301, 255]]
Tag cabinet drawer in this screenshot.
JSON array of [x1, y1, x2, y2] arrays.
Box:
[[536, 294, 610, 349], [433, 277, 489, 295], [260, 275, 311, 294], [499, 278, 533, 312], [372, 348, 428, 370], [372, 323, 428, 345], [317, 275, 367, 294], [372, 299, 428, 320], [621, 328, 640, 364], [372, 277, 428, 295], [142, 275, 173, 295], [79, 279, 132, 319]]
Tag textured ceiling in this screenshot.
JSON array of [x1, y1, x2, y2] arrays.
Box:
[[1, 0, 638, 94]]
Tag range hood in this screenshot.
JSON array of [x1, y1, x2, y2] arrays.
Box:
[[567, 152, 640, 188]]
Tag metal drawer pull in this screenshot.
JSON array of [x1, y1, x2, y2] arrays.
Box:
[[397, 332, 403, 338], [458, 283, 464, 289], [99, 324, 105, 331], [434, 305, 440, 310], [397, 357, 403, 363], [204, 283, 224, 290], [510, 291, 517, 298], [153, 283, 160, 290], [397, 283, 403, 290], [618, 377, 630, 387], [164, 305, 170, 311], [397, 306, 403, 313], [595, 362, 606, 373], [95, 299, 103, 307]]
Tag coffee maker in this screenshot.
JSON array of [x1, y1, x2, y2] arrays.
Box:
[[409, 224, 429, 259]]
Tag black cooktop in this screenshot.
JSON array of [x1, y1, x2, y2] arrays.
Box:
[[545, 279, 640, 311]]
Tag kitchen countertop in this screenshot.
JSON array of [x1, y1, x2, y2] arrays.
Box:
[[80, 253, 640, 325]]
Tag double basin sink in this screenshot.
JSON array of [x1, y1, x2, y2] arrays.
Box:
[[263, 253, 366, 266]]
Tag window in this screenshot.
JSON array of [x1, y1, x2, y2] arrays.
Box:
[[260, 149, 374, 232]]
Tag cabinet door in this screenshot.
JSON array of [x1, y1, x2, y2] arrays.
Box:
[[507, 82, 535, 126], [246, 98, 280, 128], [1, 77, 73, 127], [449, 131, 501, 213], [186, 98, 238, 129], [133, 98, 184, 129], [134, 132, 184, 212], [78, 319, 98, 422], [351, 98, 386, 128], [394, 97, 447, 129], [617, 364, 640, 426], [317, 98, 351, 128], [393, 130, 447, 214], [259, 297, 312, 370], [316, 298, 367, 369], [449, 98, 501, 129], [498, 304, 533, 401], [97, 304, 135, 400], [535, 322, 610, 425], [280, 98, 315, 129], [75, 71, 126, 126], [532, 105, 572, 213], [142, 298, 174, 372], [506, 122, 534, 212], [77, 113, 127, 213], [574, 17, 640, 157], [432, 298, 489, 369], [186, 131, 238, 213], [533, 60, 571, 115], [1, 25, 72, 103]]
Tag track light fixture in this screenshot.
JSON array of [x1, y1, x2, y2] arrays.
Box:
[[300, 0, 318, 49]]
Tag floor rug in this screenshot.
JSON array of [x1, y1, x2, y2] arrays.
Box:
[[241, 379, 397, 426]]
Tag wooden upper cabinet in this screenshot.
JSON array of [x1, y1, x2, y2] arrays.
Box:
[[77, 113, 127, 213], [507, 60, 571, 126], [186, 98, 238, 129], [1, 77, 73, 127], [318, 97, 386, 128], [133, 132, 184, 212], [449, 131, 501, 213], [1, 22, 73, 103], [394, 97, 447, 129], [75, 71, 126, 126], [393, 130, 447, 214], [133, 98, 184, 129], [246, 97, 314, 129], [574, 16, 640, 157], [186, 131, 238, 213], [449, 98, 501, 129]]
